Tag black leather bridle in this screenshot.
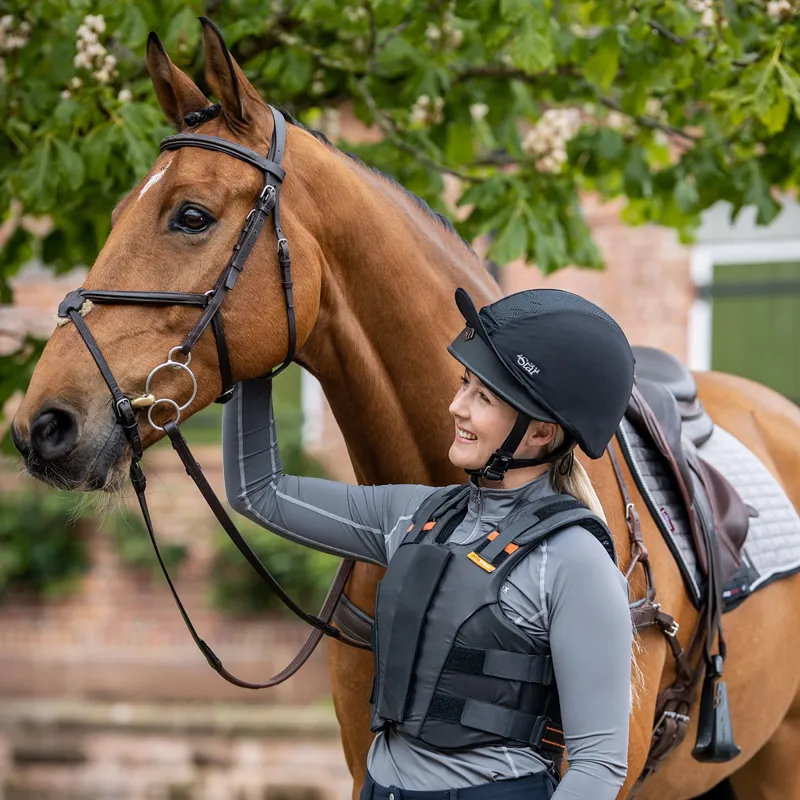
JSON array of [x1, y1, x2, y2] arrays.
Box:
[[56, 106, 368, 690]]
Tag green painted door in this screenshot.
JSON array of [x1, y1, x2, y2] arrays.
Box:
[[710, 261, 800, 405]]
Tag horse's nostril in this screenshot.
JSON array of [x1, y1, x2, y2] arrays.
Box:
[[10, 424, 29, 456], [29, 408, 80, 461]]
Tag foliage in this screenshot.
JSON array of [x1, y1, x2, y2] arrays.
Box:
[[210, 515, 339, 617], [0, 488, 89, 597], [0, 485, 188, 598], [107, 507, 188, 573], [2, 1, 799, 286]]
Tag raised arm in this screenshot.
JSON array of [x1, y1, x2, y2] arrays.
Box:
[[222, 377, 435, 566], [546, 527, 633, 799]]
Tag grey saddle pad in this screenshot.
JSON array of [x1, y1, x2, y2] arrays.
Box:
[[617, 419, 800, 612]]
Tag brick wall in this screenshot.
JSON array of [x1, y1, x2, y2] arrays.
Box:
[[0, 449, 333, 706]]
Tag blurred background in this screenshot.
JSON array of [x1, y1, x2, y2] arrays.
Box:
[[1, 1, 799, 797]]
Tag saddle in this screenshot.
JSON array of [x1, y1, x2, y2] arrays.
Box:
[[630, 346, 750, 588]]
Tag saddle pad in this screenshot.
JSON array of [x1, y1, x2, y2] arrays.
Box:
[[699, 427, 800, 599], [616, 420, 800, 612]]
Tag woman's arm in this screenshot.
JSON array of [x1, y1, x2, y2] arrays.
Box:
[[545, 527, 633, 799], [222, 378, 436, 566]]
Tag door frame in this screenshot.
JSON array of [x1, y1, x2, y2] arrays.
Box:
[[688, 238, 800, 370]]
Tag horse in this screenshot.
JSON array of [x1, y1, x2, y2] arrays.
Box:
[[10, 21, 800, 800]]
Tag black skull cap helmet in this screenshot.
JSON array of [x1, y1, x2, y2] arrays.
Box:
[[448, 287, 635, 480]]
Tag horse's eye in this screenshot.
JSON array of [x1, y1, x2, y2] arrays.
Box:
[[177, 206, 210, 232]]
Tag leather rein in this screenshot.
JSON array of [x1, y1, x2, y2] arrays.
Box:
[[56, 105, 368, 691]]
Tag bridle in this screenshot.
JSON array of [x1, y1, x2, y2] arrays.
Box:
[[56, 105, 368, 690]]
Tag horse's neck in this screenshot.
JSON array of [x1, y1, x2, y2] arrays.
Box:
[[292, 145, 497, 485]]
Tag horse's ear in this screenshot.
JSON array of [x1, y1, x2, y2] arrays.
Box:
[[146, 32, 208, 130], [200, 16, 260, 130]]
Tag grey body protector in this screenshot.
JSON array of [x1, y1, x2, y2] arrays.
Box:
[[369, 484, 617, 769]]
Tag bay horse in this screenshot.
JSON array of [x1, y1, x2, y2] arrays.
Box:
[[10, 21, 800, 800]]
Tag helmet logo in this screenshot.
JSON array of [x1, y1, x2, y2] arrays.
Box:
[[463, 326, 475, 340], [516, 353, 540, 375]]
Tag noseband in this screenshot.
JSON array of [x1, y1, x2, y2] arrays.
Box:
[[56, 106, 367, 690]]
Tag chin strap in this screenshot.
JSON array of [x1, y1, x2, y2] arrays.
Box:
[[466, 412, 576, 482]]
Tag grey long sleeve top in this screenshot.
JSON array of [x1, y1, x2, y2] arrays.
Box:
[[222, 379, 632, 798]]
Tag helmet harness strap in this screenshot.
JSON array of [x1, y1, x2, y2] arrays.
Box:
[[466, 412, 577, 482]]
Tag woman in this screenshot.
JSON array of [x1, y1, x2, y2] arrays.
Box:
[[223, 288, 635, 800]]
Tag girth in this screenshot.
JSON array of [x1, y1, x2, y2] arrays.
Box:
[[56, 106, 368, 692]]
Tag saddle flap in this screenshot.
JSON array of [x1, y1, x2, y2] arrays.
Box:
[[691, 453, 750, 582]]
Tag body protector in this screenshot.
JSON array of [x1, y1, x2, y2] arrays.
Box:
[[370, 485, 617, 765]]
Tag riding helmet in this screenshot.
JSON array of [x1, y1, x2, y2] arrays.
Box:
[[448, 287, 634, 479]]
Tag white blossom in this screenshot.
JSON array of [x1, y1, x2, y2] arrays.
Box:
[[522, 107, 582, 173], [85, 14, 106, 34], [605, 110, 628, 130], [86, 42, 107, 59], [69, 76, 82, 90], [74, 14, 117, 85], [0, 15, 31, 54], [73, 51, 92, 69], [441, 13, 463, 48], [426, 23, 442, 44], [410, 94, 431, 126], [470, 102, 489, 121], [343, 5, 367, 22], [687, 0, 717, 27], [767, 0, 793, 18], [60, 89, 71, 99], [311, 80, 325, 95], [117, 88, 132, 103]]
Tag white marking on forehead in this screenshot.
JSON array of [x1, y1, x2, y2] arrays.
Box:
[[138, 158, 172, 200]]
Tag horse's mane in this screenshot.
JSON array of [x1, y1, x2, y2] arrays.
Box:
[[184, 104, 476, 256]]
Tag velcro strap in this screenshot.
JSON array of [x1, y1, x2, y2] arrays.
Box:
[[428, 692, 563, 751], [444, 646, 555, 685]]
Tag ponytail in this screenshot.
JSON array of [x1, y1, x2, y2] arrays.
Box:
[[544, 427, 644, 708], [543, 427, 607, 522]]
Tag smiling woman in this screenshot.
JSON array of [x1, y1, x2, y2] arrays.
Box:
[[221, 286, 636, 800]]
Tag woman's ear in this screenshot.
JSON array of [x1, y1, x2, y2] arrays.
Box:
[[526, 421, 557, 449]]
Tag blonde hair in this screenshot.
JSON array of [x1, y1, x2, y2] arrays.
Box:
[[542, 427, 606, 522], [542, 426, 644, 709]]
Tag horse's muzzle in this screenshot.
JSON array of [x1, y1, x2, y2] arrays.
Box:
[[12, 402, 127, 492]]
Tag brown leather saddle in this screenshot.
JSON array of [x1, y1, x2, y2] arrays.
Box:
[[630, 346, 750, 591]]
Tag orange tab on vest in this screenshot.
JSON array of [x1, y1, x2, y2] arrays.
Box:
[[423, 521, 436, 531], [467, 551, 496, 572], [504, 543, 519, 555], [407, 524, 414, 532], [487, 530, 499, 541]]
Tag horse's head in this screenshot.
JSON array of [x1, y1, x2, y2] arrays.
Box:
[[12, 20, 324, 491]]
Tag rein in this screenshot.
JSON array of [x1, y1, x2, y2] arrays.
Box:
[[56, 105, 368, 691]]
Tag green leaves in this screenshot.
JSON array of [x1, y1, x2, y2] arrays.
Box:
[[0, 0, 798, 319], [490, 204, 528, 264], [585, 29, 620, 91]]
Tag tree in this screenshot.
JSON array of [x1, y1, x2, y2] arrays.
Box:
[[0, 0, 798, 396]]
